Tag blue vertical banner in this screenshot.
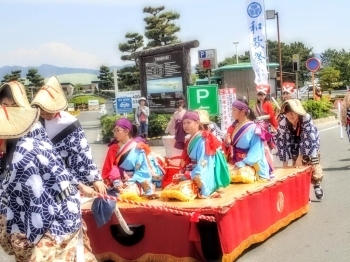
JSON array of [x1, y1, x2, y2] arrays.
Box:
[[246, 0, 268, 85]]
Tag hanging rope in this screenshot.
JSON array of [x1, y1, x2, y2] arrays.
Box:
[[94, 193, 216, 223]]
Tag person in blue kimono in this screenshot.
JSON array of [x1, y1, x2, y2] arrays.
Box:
[[0, 106, 97, 261], [161, 110, 230, 202], [30, 76, 106, 196], [102, 118, 164, 199], [224, 99, 272, 183], [275, 99, 324, 200]]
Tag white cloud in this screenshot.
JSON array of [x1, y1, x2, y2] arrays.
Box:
[[0, 43, 107, 68]]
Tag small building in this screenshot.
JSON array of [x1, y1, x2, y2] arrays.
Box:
[[196, 62, 279, 99], [52, 73, 100, 95]]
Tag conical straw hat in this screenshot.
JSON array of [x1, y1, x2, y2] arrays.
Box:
[[280, 99, 307, 116], [0, 81, 30, 108], [195, 109, 211, 124], [31, 76, 67, 113], [0, 106, 40, 139]]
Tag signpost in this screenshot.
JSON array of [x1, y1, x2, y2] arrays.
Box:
[[88, 100, 99, 111], [116, 97, 133, 114], [198, 49, 217, 84], [187, 84, 219, 115], [143, 51, 184, 112], [306, 58, 321, 100], [117, 90, 141, 109], [293, 54, 300, 98]]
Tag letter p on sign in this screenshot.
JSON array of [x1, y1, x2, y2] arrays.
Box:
[[196, 89, 209, 103]]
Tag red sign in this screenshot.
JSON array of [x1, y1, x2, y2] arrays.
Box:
[[202, 59, 211, 69]]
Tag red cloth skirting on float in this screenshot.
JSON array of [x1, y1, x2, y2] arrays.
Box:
[[82, 167, 311, 262]]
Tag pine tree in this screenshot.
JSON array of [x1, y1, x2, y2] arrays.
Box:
[[97, 66, 114, 90], [26, 68, 44, 88], [117, 32, 144, 91], [1, 70, 23, 83], [143, 6, 180, 47], [118, 32, 144, 67]]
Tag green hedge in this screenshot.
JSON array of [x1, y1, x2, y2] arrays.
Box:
[[68, 95, 106, 110], [100, 113, 171, 142], [302, 99, 333, 119]]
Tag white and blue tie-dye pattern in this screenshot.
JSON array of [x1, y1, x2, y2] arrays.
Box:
[[43, 111, 101, 186], [275, 113, 320, 161], [2, 125, 81, 244]]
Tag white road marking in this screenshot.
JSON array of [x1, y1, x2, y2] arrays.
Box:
[[319, 126, 338, 132]]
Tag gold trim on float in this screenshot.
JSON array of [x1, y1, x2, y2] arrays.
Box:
[[222, 204, 310, 262]]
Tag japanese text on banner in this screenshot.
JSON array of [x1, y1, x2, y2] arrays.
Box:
[[219, 88, 236, 132], [246, 0, 268, 85]]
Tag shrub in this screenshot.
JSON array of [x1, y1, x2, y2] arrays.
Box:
[[100, 113, 172, 142], [148, 114, 172, 137], [100, 114, 134, 142], [302, 99, 333, 119], [68, 95, 106, 110]]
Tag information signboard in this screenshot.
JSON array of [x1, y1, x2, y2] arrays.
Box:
[[143, 51, 184, 112]]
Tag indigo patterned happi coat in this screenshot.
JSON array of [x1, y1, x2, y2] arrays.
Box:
[[1, 124, 81, 244], [43, 111, 101, 185], [274, 113, 320, 161]]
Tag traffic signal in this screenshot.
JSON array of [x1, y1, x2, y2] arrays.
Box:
[[292, 54, 300, 71], [293, 61, 299, 71]]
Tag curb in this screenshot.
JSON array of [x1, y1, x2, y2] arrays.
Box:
[[313, 115, 336, 125]]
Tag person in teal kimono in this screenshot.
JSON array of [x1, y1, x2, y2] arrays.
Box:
[[161, 110, 230, 201], [102, 118, 164, 199], [224, 99, 272, 182]]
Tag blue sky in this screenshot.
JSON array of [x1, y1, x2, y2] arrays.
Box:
[[0, 0, 347, 69]]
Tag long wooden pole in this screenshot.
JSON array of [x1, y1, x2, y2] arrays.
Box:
[[276, 12, 283, 89]]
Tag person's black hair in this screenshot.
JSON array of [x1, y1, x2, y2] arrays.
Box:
[[174, 100, 185, 109], [237, 98, 256, 121], [131, 124, 138, 138], [0, 85, 13, 103], [256, 94, 269, 104], [0, 138, 19, 171], [283, 104, 292, 114]]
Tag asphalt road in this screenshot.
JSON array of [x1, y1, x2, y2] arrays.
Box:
[[1, 112, 349, 262]]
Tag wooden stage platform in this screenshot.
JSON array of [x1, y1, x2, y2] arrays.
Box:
[[82, 166, 312, 262]]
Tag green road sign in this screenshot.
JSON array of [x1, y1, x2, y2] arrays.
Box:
[[187, 84, 219, 115]]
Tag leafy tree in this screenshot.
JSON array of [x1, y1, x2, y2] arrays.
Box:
[[320, 48, 339, 67], [218, 52, 251, 67], [1, 70, 23, 83], [97, 66, 114, 90], [143, 6, 180, 47], [118, 32, 144, 66], [117, 66, 140, 91], [191, 73, 198, 85], [321, 48, 350, 86], [26, 68, 44, 88], [318, 67, 341, 94], [195, 64, 208, 79], [74, 83, 84, 94], [267, 40, 314, 84]]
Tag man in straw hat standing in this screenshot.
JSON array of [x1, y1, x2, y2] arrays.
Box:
[[275, 99, 324, 200], [31, 76, 106, 196], [0, 105, 97, 261]]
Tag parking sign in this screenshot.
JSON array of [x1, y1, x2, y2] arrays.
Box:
[[187, 84, 219, 115], [116, 97, 133, 113], [198, 49, 217, 71]]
